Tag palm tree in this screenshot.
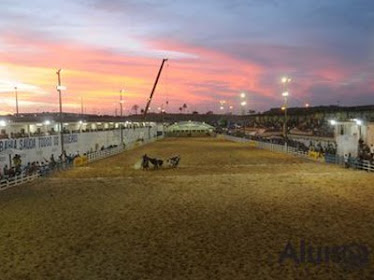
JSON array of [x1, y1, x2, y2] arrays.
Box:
[[132, 104, 139, 115], [179, 107, 183, 113], [182, 103, 187, 113]]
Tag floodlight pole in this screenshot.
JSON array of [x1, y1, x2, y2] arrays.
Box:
[[119, 89, 125, 146], [57, 69, 64, 155], [282, 77, 291, 140], [14, 86, 19, 116]]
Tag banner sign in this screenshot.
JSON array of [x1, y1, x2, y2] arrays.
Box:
[[0, 134, 79, 153]]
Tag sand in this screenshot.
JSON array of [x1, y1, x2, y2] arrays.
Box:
[[0, 137, 373, 279]]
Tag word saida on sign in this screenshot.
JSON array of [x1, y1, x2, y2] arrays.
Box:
[[0, 134, 79, 153]]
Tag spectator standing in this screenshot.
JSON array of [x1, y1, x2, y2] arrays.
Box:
[[344, 154, 349, 168]]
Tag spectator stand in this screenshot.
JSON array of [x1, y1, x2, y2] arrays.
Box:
[[0, 135, 162, 191]]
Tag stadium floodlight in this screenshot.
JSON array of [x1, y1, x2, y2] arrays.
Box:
[[329, 120, 337, 125], [355, 119, 363, 126], [79, 120, 83, 124], [240, 92, 246, 98], [44, 120, 51, 125], [305, 103, 310, 108], [282, 91, 289, 97], [0, 120, 6, 127], [282, 76, 292, 84], [241, 101, 247, 106]]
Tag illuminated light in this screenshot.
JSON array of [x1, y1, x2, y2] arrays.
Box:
[[241, 101, 247, 106], [63, 123, 69, 126], [36, 123, 43, 127], [44, 120, 51, 125], [282, 91, 289, 97], [78, 120, 83, 124], [229, 105, 233, 110], [329, 120, 337, 125], [240, 92, 246, 98], [282, 76, 291, 83], [56, 85, 67, 91], [355, 119, 363, 126], [220, 106, 224, 110], [0, 120, 6, 127], [281, 106, 286, 111], [305, 103, 310, 108], [96, 122, 102, 125]]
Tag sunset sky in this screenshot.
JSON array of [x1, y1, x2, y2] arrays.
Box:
[[1, 0, 374, 115]]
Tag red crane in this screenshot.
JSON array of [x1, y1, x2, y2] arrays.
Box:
[[143, 58, 168, 120]]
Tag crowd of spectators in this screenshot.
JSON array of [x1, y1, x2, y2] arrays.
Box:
[[0, 144, 119, 183], [246, 135, 337, 155], [358, 139, 374, 162], [244, 119, 334, 138], [227, 128, 338, 157]]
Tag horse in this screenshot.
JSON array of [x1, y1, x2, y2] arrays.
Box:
[[167, 155, 181, 168], [142, 154, 163, 170], [141, 154, 150, 170]]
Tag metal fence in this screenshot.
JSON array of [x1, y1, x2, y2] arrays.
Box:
[[223, 134, 374, 172]]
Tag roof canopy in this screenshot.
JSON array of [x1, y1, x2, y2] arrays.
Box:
[[167, 121, 214, 132]]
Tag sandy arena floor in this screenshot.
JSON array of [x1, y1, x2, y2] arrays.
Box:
[[0, 137, 373, 279]]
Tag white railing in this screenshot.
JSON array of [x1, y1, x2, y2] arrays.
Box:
[[0, 172, 41, 191], [223, 134, 374, 172], [86, 146, 124, 163]]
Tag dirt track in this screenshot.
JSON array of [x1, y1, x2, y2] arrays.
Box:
[[0, 137, 373, 279]]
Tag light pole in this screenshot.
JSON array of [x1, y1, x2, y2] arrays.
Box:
[[119, 89, 125, 146], [240, 92, 247, 135], [14, 86, 19, 116], [281, 77, 291, 139], [56, 69, 66, 155], [120, 89, 125, 117]]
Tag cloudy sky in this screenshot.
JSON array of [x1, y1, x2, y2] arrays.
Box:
[[1, 0, 374, 115]]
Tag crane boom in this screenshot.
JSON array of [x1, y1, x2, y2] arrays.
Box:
[[143, 58, 168, 120]]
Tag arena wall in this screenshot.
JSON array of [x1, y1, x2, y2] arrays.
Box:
[[0, 125, 163, 170]]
